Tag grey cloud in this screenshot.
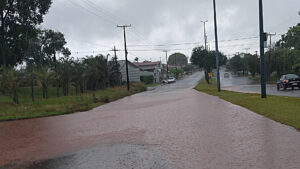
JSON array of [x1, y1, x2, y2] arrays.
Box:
[[42, 0, 300, 61]]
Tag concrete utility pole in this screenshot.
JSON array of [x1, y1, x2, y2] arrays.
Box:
[[117, 24, 131, 91], [245, 48, 250, 54], [111, 46, 120, 69], [267, 32, 276, 81], [201, 20, 208, 50], [213, 0, 221, 92], [111, 46, 121, 86], [259, 0, 267, 98], [163, 50, 170, 79]]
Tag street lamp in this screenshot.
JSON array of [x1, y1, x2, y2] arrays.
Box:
[[213, 0, 221, 92]]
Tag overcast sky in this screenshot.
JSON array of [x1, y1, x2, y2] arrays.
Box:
[[41, 0, 300, 63]]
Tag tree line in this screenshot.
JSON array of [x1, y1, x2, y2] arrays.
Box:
[[0, 0, 122, 104], [226, 23, 300, 81]]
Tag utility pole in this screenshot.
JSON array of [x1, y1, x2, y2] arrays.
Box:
[[111, 46, 120, 67], [111, 46, 121, 86], [201, 20, 208, 50], [259, 0, 267, 98], [163, 50, 170, 79], [245, 48, 250, 54], [213, 0, 221, 92], [267, 32, 276, 81], [117, 24, 131, 91]]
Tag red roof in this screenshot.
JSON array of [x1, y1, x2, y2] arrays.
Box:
[[134, 62, 159, 66]]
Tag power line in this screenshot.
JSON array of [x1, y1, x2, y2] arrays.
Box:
[[71, 42, 259, 54], [68, 1, 118, 25], [127, 36, 259, 47]]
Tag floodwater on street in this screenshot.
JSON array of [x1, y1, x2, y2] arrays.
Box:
[[220, 70, 300, 97], [1, 71, 300, 169]]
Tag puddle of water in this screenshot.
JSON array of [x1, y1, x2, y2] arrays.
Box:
[[3, 144, 174, 169]]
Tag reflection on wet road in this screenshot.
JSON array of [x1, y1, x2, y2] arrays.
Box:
[[220, 70, 300, 97], [1, 71, 300, 169]]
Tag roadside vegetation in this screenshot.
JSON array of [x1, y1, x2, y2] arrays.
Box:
[[195, 79, 300, 130], [0, 1, 150, 121], [0, 83, 146, 121], [225, 23, 300, 82]]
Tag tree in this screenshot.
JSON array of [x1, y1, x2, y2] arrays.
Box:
[[0, 0, 52, 66], [191, 46, 227, 84], [36, 66, 53, 99], [168, 53, 188, 67], [58, 48, 73, 96], [83, 55, 107, 100], [227, 55, 243, 74], [190, 46, 227, 72], [244, 54, 259, 77], [39, 29, 67, 97], [277, 23, 300, 50], [41, 29, 67, 67], [0, 67, 22, 103]]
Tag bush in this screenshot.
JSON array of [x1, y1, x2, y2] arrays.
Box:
[[140, 75, 154, 84]]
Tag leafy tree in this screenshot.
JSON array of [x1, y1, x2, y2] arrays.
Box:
[[0, 0, 52, 66], [244, 53, 259, 77], [227, 54, 243, 73], [83, 55, 107, 97], [168, 53, 188, 67], [277, 23, 300, 50], [191, 46, 227, 84], [190, 46, 227, 73], [40, 29, 67, 67]]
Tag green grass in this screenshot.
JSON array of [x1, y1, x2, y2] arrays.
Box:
[[195, 79, 300, 130], [0, 83, 147, 121]]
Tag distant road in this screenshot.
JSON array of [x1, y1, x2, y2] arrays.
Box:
[[220, 70, 300, 97]]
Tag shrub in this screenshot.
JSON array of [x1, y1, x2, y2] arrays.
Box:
[[140, 75, 154, 84]]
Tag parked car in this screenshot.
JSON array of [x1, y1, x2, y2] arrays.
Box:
[[277, 74, 300, 90], [167, 77, 176, 84], [224, 73, 230, 78]]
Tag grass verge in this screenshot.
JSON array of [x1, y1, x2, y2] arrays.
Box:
[[195, 78, 300, 130], [0, 83, 147, 121]]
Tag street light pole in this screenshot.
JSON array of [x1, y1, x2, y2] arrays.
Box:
[[163, 50, 170, 79], [201, 20, 208, 50], [213, 0, 221, 92], [259, 0, 267, 98]]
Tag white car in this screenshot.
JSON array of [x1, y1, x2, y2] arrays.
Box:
[[167, 77, 176, 83]]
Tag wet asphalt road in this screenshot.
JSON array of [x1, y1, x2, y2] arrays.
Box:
[[1, 71, 300, 169], [220, 70, 300, 97]]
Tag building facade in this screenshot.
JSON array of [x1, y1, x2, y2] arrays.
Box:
[[134, 62, 163, 83], [118, 60, 153, 83]]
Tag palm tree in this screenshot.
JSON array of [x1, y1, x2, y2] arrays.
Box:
[[0, 67, 21, 104], [36, 67, 53, 99]]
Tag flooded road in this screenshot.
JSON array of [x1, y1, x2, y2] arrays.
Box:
[[1, 72, 300, 169], [220, 70, 300, 97]]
